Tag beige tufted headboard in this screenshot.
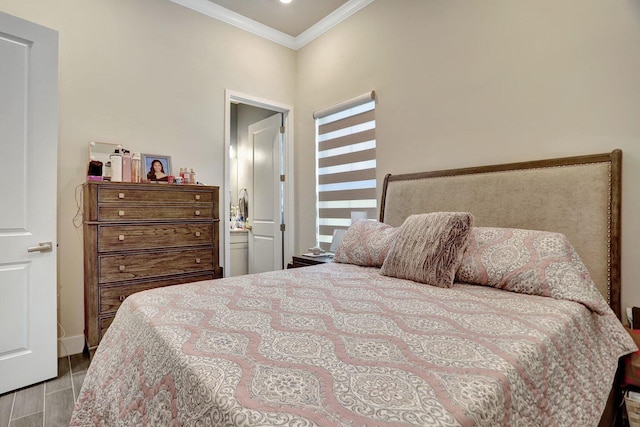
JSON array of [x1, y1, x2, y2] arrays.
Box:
[[379, 150, 622, 319]]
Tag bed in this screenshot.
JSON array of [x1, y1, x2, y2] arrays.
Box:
[[71, 150, 636, 426]]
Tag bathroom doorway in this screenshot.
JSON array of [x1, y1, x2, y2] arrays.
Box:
[[224, 90, 294, 277]]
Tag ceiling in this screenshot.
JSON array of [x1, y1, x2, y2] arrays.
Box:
[[169, 0, 374, 50], [207, 0, 350, 37]]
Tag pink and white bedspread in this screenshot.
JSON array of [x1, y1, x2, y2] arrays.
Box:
[[71, 263, 635, 426]]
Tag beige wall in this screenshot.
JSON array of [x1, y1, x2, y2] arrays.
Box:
[[295, 0, 640, 312], [0, 0, 296, 351]]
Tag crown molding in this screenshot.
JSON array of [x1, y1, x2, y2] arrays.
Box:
[[293, 0, 374, 50], [169, 0, 374, 51]]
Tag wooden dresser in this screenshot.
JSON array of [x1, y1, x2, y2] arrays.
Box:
[[82, 181, 221, 353]]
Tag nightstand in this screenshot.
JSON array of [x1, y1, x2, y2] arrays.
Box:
[[620, 328, 640, 426], [288, 254, 334, 268]]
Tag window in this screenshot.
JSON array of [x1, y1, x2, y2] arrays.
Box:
[[314, 92, 376, 251]]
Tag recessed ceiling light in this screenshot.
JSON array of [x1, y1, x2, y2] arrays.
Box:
[[280, 0, 292, 3]]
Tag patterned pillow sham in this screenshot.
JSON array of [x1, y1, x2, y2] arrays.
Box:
[[380, 212, 474, 288], [455, 227, 609, 314], [333, 219, 397, 267]]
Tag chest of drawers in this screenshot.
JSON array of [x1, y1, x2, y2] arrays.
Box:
[[82, 181, 220, 353]]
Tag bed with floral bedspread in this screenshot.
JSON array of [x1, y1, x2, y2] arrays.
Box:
[[71, 261, 634, 426]]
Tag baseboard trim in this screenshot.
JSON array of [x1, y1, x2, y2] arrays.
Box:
[[58, 334, 85, 357]]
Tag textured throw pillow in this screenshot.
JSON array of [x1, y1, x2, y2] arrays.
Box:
[[380, 212, 474, 288], [456, 227, 609, 313], [333, 219, 397, 267]]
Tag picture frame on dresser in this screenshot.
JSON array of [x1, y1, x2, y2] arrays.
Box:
[[141, 153, 172, 182]]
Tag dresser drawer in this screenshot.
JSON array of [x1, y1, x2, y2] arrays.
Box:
[[98, 205, 214, 221], [99, 316, 115, 341], [99, 248, 214, 283], [98, 187, 214, 204], [98, 223, 213, 252], [99, 273, 215, 314]]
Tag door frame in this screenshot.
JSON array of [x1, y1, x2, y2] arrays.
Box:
[[223, 90, 294, 276]]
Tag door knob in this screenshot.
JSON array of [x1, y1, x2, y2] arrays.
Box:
[[27, 242, 53, 253]]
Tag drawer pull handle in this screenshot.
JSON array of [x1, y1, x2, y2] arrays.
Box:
[[195, 258, 201, 264], [118, 235, 125, 241], [118, 193, 125, 199], [195, 210, 200, 216], [195, 231, 201, 237], [119, 295, 126, 302], [195, 195, 201, 200], [118, 210, 125, 216], [119, 265, 126, 272]]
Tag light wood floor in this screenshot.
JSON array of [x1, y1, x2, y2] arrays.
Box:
[[0, 353, 91, 427]]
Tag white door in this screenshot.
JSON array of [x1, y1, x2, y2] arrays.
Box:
[[248, 113, 283, 274], [0, 12, 58, 394]]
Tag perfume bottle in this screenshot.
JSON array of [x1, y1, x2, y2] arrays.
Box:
[[110, 149, 122, 182], [131, 152, 141, 183], [121, 150, 131, 182]]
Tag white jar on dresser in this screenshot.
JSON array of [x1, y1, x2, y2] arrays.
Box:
[[82, 181, 220, 354]]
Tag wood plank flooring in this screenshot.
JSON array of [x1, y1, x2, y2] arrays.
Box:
[[0, 353, 90, 427]]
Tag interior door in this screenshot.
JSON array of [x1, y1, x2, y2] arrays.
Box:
[[0, 12, 59, 394], [248, 113, 283, 274]]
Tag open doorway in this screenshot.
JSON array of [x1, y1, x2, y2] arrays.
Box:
[[223, 90, 294, 277]]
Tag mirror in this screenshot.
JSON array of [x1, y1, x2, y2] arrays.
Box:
[[88, 141, 120, 178]]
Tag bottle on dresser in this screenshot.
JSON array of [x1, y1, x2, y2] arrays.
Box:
[[104, 161, 112, 181], [110, 149, 123, 182], [131, 153, 141, 183], [121, 150, 131, 182]]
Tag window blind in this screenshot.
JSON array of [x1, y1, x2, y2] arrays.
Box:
[[315, 92, 377, 250]]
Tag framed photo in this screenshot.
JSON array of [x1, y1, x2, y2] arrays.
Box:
[[141, 153, 172, 182]]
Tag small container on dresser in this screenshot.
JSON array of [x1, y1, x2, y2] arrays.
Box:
[[82, 181, 221, 355]]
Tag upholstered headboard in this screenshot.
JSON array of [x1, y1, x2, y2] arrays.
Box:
[[379, 150, 622, 318]]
